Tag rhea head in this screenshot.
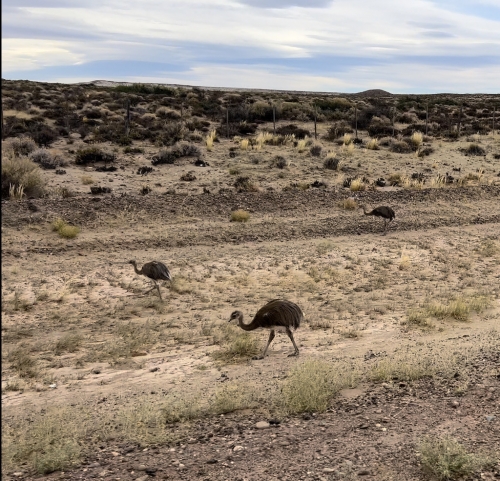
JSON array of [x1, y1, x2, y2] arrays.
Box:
[[228, 311, 243, 323]]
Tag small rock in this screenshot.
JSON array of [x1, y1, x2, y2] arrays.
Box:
[[135, 476, 149, 481], [233, 445, 244, 452], [149, 366, 160, 372], [12, 473, 23, 477], [206, 459, 218, 464], [358, 470, 371, 475], [323, 467, 335, 473], [91, 367, 101, 374], [34, 383, 45, 392], [450, 400, 460, 408], [485, 415, 495, 422], [49, 383, 57, 389], [256, 421, 270, 429]]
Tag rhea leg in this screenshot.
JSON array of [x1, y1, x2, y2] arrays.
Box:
[[286, 328, 299, 357], [254, 330, 275, 360]]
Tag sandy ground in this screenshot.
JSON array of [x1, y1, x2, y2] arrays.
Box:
[[2, 126, 500, 480]]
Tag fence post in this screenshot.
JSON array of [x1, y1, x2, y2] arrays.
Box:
[[273, 105, 276, 135], [425, 102, 429, 136], [226, 108, 229, 138], [392, 106, 395, 137], [125, 98, 130, 136], [314, 107, 317, 140], [458, 104, 462, 136], [493, 106, 496, 135], [354, 103, 358, 139]]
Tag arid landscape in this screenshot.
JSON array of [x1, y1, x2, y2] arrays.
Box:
[[2, 79, 500, 481]]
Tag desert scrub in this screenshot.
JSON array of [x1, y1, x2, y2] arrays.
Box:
[[80, 175, 94, 185], [206, 129, 217, 151], [29, 148, 66, 169], [212, 330, 260, 362], [338, 198, 358, 210], [365, 138, 379, 150], [151, 142, 201, 165], [230, 209, 250, 222], [210, 382, 256, 414], [5, 135, 37, 156], [51, 218, 80, 239], [7, 347, 39, 379], [462, 143, 486, 156], [425, 295, 490, 321], [1, 147, 46, 198], [323, 154, 343, 171], [418, 435, 496, 481], [280, 359, 358, 414], [350, 178, 366, 191], [74, 146, 115, 165]]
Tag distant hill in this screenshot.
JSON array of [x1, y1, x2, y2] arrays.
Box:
[[355, 89, 393, 97]]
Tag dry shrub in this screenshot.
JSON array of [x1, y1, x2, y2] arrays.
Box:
[[338, 198, 358, 210], [366, 138, 379, 150], [390, 140, 412, 153], [206, 130, 217, 151], [462, 143, 486, 156], [323, 153, 342, 171], [418, 435, 495, 481], [1, 147, 46, 198], [230, 209, 250, 222], [7, 347, 39, 379], [350, 178, 366, 191], [80, 175, 94, 185], [280, 359, 358, 414], [29, 148, 66, 169], [151, 143, 201, 165], [51, 218, 80, 238], [210, 382, 256, 414], [5, 135, 37, 156], [409, 131, 423, 150]]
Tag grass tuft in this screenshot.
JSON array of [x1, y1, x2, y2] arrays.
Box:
[[230, 209, 250, 222], [418, 435, 495, 481]]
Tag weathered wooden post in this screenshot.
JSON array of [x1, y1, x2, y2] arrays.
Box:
[[314, 106, 317, 140], [125, 98, 130, 136], [1, 101, 4, 141], [425, 102, 429, 136], [273, 105, 276, 135], [354, 103, 358, 139], [226, 108, 229, 138], [458, 104, 463, 136], [392, 106, 396, 137], [493, 106, 496, 135]]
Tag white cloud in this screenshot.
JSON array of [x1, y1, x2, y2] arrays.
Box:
[[2, 0, 500, 91], [1, 39, 84, 72]]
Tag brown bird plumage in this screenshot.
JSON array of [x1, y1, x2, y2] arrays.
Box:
[[229, 299, 303, 359], [129, 260, 172, 301], [360, 205, 395, 234]]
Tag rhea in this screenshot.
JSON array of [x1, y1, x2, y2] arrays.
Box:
[[228, 299, 303, 359], [129, 260, 172, 301], [360, 205, 395, 234]]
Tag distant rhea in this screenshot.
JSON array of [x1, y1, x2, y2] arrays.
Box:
[[228, 299, 303, 359], [129, 260, 172, 301], [360, 205, 395, 234]]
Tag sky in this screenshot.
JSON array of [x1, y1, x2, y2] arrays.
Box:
[[2, 0, 500, 94]]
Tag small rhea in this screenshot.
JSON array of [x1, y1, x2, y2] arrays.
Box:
[[129, 260, 172, 301], [359, 205, 395, 234], [228, 299, 303, 360]]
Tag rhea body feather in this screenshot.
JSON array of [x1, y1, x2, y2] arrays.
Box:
[[229, 299, 303, 359], [129, 260, 171, 300]]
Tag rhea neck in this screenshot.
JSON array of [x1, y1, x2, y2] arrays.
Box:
[[130, 261, 142, 275], [232, 312, 258, 331]]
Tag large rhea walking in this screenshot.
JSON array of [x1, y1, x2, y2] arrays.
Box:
[[360, 205, 395, 234], [129, 260, 172, 301], [229, 299, 303, 359]]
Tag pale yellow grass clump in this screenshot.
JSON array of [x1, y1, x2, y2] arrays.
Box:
[[366, 138, 379, 150], [343, 133, 353, 145], [80, 175, 94, 185], [341, 142, 355, 157], [410, 131, 423, 150], [240, 138, 249, 151], [350, 178, 366, 191], [205, 129, 216, 151], [338, 198, 358, 210], [230, 209, 250, 222], [296, 136, 309, 153], [51, 218, 80, 239], [398, 246, 412, 270]]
